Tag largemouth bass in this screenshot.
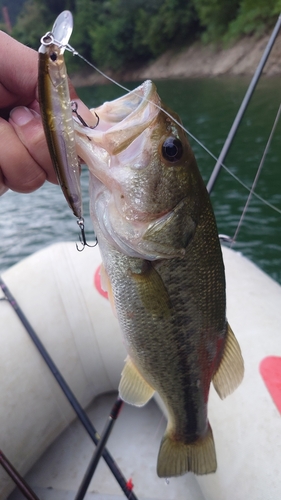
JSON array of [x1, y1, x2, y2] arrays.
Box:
[[74, 80, 244, 477]]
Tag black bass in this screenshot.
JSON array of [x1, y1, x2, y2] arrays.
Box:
[[74, 80, 244, 477]]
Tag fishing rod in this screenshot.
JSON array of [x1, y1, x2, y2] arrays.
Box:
[[75, 398, 124, 500], [207, 13, 281, 194], [0, 449, 40, 500], [231, 102, 281, 245], [0, 277, 138, 500]]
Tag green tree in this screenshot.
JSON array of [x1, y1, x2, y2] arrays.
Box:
[[67, 0, 101, 71], [11, 0, 48, 48], [10, 0, 280, 74], [88, 0, 199, 70], [89, 0, 143, 70], [227, 0, 281, 39], [193, 0, 240, 41], [134, 0, 199, 57]]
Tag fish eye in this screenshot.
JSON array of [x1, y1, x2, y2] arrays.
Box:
[[162, 137, 183, 163]]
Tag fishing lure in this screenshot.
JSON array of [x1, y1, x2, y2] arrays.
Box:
[[38, 11, 93, 250]]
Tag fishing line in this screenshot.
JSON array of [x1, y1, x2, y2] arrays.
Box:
[[70, 47, 281, 216], [48, 36, 281, 217], [231, 103, 281, 246], [66, 45, 225, 157]]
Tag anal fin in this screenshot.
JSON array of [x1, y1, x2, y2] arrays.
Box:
[[119, 356, 155, 407], [212, 323, 244, 399]]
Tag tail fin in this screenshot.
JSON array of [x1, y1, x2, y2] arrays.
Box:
[[157, 424, 217, 477]]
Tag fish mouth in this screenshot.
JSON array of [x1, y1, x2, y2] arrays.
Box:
[[74, 80, 161, 155]]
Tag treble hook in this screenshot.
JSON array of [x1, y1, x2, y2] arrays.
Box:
[[71, 101, 99, 129], [76, 218, 97, 252]]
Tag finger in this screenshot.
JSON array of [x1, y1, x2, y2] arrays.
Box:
[[0, 116, 48, 193], [9, 100, 93, 183], [9, 106, 57, 185], [0, 32, 38, 113]]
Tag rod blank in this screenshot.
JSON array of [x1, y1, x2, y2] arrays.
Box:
[[0, 450, 40, 500], [207, 14, 281, 194]]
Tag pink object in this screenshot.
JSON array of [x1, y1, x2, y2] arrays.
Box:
[[260, 356, 281, 415], [94, 264, 108, 299]]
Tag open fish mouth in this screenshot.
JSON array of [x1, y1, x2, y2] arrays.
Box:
[[73, 78, 194, 258], [74, 80, 161, 155]]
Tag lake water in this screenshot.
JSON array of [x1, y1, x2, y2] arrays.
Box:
[[0, 77, 280, 283]]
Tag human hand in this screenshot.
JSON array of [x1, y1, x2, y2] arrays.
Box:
[[0, 31, 93, 196]]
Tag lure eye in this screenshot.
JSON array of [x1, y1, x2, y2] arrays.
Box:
[[162, 137, 183, 163], [50, 52, 58, 62]]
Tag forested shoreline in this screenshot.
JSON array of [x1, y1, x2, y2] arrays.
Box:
[[1, 0, 281, 76]]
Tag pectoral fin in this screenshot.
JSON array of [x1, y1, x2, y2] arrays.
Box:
[[130, 261, 172, 319], [119, 356, 155, 407], [212, 323, 244, 399]]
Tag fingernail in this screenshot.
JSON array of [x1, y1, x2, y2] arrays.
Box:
[[10, 106, 39, 126]]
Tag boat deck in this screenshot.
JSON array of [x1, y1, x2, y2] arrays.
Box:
[[8, 392, 204, 500]]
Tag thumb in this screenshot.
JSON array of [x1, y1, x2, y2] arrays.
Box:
[[9, 106, 57, 184]]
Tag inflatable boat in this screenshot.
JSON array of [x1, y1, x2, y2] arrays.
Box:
[[1, 242, 280, 500]]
